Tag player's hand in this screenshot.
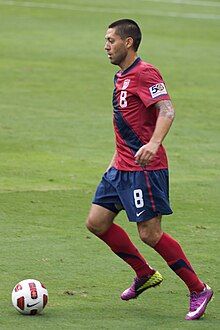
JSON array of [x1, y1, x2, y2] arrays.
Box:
[[135, 141, 160, 166]]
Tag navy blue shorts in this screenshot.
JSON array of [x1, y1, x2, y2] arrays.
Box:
[[92, 167, 173, 222]]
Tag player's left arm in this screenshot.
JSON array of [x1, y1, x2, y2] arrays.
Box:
[[135, 100, 175, 166]]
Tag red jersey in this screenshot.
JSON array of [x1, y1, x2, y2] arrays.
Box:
[[112, 57, 170, 171]]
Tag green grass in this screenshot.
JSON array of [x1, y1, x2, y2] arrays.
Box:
[[0, 0, 220, 328]]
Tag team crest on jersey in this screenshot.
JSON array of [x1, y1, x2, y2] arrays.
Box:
[[122, 79, 130, 90], [149, 83, 167, 98]]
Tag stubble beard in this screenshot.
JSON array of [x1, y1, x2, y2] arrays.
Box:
[[110, 50, 127, 67]]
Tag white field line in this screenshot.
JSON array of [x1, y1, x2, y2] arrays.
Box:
[[0, 0, 219, 20], [141, 0, 220, 8]]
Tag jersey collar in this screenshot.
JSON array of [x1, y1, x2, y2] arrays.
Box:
[[121, 57, 141, 75]]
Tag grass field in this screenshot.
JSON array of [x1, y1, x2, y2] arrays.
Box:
[[0, 0, 220, 329]]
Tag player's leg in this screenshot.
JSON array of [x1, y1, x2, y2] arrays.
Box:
[[137, 214, 162, 247], [86, 203, 155, 279], [120, 214, 163, 301], [131, 169, 204, 294], [86, 203, 115, 235], [137, 216, 204, 293], [134, 169, 213, 319], [137, 217, 213, 320], [86, 168, 155, 279], [119, 169, 213, 319]]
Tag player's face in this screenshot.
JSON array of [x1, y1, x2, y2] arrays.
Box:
[[104, 28, 128, 67]]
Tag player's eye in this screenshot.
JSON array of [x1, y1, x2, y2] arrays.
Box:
[[106, 38, 114, 44]]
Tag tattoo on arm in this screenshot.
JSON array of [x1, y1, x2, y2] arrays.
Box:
[[155, 100, 175, 120]]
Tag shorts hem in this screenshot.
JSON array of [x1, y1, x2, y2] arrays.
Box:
[[128, 210, 173, 222], [92, 202, 120, 214]]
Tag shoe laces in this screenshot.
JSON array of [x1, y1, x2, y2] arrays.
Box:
[[189, 290, 204, 311], [189, 292, 199, 311]]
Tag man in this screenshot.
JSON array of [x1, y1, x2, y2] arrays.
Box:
[[86, 19, 213, 320]]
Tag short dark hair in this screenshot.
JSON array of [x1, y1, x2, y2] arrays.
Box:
[[108, 19, 142, 52]]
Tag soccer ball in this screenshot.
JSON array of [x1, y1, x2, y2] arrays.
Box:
[[12, 279, 48, 315]]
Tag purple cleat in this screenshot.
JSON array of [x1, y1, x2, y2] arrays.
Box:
[[185, 284, 213, 320], [121, 271, 163, 301]]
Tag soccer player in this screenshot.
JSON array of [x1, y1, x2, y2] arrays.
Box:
[[86, 19, 213, 320]]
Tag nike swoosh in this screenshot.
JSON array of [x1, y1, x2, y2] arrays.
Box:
[[136, 210, 145, 217], [187, 298, 208, 318], [27, 302, 39, 308]]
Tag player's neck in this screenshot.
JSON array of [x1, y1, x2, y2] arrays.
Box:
[[119, 53, 138, 72]]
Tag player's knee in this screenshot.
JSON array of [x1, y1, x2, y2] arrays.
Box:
[[139, 230, 162, 247], [85, 217, 98, 234], [85, 216, 106, 236]]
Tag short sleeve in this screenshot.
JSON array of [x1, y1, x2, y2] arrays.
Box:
[[137, 67, 170, 108]]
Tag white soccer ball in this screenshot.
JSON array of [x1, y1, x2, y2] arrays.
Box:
[[12, 279, 48, 315]]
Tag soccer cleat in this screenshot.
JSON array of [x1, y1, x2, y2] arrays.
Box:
[[121, 271, 163, 300], [185, 284, 213, 320]]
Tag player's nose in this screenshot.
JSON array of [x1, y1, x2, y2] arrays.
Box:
[[104, 41, 110, 51]]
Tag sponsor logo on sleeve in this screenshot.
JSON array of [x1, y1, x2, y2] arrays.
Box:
[[149, 83, 167, 98]]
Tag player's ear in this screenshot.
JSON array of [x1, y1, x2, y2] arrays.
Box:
[[125, 37, 134, 50]]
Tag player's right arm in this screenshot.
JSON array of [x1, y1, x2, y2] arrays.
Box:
[[135, 66, 175, 167]]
